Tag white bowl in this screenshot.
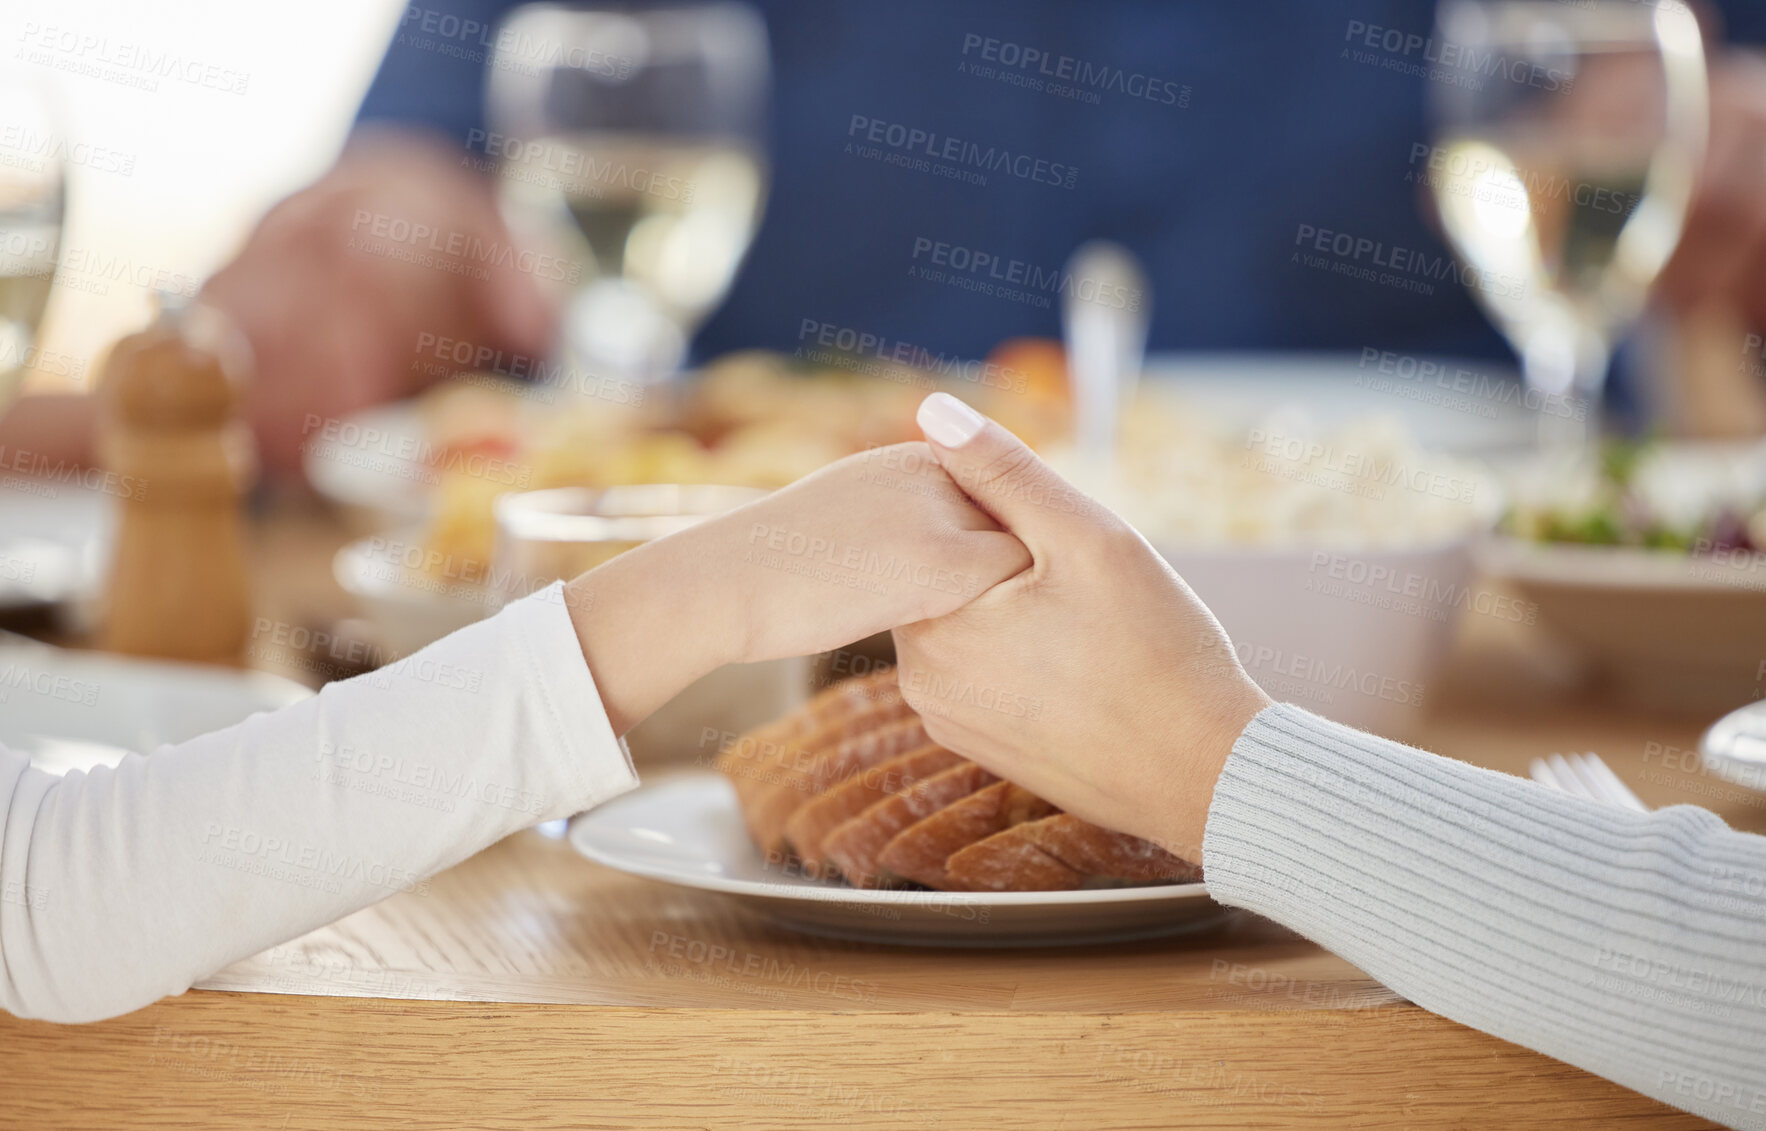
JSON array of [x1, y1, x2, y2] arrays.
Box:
[[1161, 536, 1484, 739], [1478, 537, 1766, 713]]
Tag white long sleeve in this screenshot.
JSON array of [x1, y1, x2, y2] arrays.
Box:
[[1203, 704, 1766, 1131], [0, 581, 638, 1023]]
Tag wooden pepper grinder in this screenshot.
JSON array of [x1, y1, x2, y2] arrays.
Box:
[[97, 300, 255, 664]]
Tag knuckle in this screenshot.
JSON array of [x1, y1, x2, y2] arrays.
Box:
[[968, 446, 1040, 499]]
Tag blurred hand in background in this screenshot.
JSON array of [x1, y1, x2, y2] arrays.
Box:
[[200, 129, 561, 476], [1659, 49, 1766, 328]]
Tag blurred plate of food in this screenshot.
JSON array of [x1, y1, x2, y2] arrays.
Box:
[[569, 772, 1227, 948], [1479, 439, 1766, 711], [304, 347, 1068, 546], [0, 638, 310, 774], [0, 477, 114, 614]]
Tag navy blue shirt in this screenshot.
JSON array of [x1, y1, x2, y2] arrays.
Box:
[[359, 0, 1766, 371]]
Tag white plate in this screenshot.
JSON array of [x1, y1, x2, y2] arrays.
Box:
[[0, 642, 311, 774], [0, 479, 113, 610], [569, 772, 1229, 947], [301, 401, 433, 526]]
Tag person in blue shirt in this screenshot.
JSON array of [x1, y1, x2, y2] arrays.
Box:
[[190, 0, 1766, 470]]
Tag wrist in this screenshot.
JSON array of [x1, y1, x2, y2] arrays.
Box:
[[562, 534, 740, 736], [1152, 684, 1273, 863]]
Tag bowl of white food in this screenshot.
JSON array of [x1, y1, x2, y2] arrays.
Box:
[[1065, 387, 1503, 740]]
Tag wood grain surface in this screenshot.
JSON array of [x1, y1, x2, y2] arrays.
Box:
[[2, 498, 1752, 1129]]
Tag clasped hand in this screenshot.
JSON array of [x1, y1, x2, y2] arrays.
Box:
[[565, 393, 1270, 863]]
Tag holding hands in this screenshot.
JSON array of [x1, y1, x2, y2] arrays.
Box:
[[566, 391, 1268, 862]]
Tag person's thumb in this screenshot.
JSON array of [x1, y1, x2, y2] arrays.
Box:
[[915, 392, 1092, 543]]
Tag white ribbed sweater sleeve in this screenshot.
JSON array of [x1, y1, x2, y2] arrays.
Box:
[[0, 581, 638, 1023], [1203, 703, 1766, 1131]]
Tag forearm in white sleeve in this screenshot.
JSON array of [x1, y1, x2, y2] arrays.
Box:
[[0, 581, 637, 1023], [1202, 704, 1766, 1131]]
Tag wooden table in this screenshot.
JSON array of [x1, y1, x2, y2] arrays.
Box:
[[2, 499, 1754, 1129]]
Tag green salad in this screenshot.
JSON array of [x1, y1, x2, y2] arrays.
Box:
[[1504, 439, 1766, 553]]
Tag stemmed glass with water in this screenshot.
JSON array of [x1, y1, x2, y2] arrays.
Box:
[[1428, 0, 1708, 440], [485, 3, 771, 395]]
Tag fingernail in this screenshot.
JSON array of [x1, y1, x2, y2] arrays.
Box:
[[918, 392, 986, 448]]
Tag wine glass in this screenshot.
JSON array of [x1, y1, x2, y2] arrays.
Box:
[[1428, 0, 1708, 440], [486, 3, 771, 392], [0, 79, 66, 413]]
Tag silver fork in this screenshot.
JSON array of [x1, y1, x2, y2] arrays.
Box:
[[1528, 751, 1650, 812]]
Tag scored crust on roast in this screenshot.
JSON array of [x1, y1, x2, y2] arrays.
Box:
[[821, 761, 998, 888], [717, 675, 1203, 892], [1020, 814, 1201, 882], [942, 831, 1083, 892], [783, 742, 963, 875], [714, 667, 900, 785], [943, 814, 1201, 892], [742, 714, 929, 854], [876, 782, 1057, 889], [715, 669, 914, 850]]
